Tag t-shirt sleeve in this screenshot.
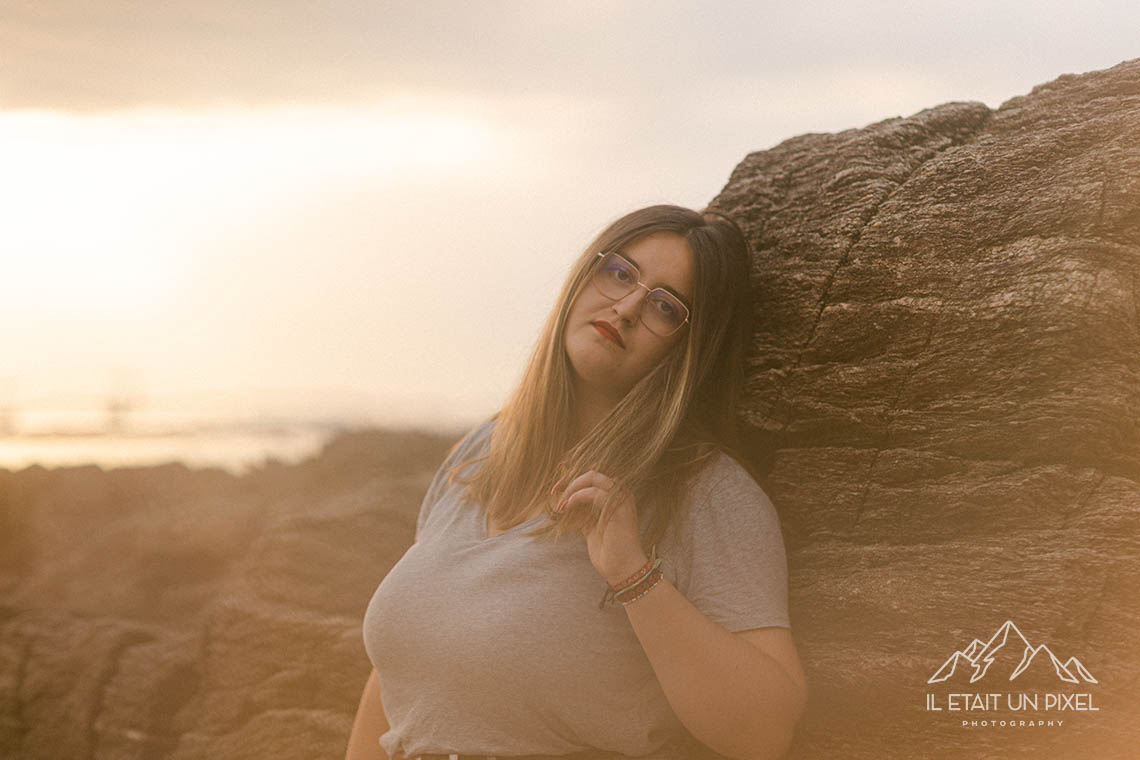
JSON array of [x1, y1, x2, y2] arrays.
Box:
[[414, 417, 495, 543], [675, 454, 791, 632]]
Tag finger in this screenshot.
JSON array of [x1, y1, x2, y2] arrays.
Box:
[[549, 462, 582, 494], [559, 470, 615, 496], [593, 471, 616, 490], [556, 485, 607, 513]]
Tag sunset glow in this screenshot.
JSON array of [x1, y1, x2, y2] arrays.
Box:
[[0, 103, 500, 321]]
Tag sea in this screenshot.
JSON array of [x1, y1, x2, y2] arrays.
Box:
[[0, 405, 461, 475], [0, 426, 338, 475]]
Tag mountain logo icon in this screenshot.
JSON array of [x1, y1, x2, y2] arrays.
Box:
[[927, 620, 1098, 685]]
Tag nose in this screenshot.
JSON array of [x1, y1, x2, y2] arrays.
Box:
[[611, 285, 648, 325]]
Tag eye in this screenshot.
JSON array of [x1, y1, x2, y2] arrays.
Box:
[[603, 259, 635, 283]]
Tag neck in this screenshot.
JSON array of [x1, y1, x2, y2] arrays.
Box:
[[569, 378, 622, 443]]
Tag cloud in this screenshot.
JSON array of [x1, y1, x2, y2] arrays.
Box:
[[0, 1, 650, 110], [1, 0, 1136, 131]]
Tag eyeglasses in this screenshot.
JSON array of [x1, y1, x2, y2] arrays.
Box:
[[590, 251, 691, 337]]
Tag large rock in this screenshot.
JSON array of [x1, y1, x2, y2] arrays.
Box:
[[708, 58, 1140, 758]]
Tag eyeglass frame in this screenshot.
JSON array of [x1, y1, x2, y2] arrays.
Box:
[[590, 250, 692, 336]]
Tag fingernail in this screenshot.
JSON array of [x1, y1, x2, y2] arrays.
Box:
[[556, 497, 568, 512], [550, 474, 567, 494]]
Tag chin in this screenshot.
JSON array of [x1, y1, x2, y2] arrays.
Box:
[[567, 351, 623, 390]]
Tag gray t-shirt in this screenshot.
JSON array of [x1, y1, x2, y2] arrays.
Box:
[[362, 418, 790, 760]]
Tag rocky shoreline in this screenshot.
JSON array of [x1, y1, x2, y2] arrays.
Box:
[[0, 427, 459, 759]]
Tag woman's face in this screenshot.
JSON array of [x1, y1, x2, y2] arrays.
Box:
[[563, 231, 695, 402]]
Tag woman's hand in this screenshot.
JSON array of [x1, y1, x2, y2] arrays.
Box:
[[552, 469, 650, 586]]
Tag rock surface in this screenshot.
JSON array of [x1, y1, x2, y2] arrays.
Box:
[[0, 430, 458, 759], [3, 58, 1139, 759], [708, 58, 1140, 759]]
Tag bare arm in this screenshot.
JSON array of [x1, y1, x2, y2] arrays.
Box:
[[621, 577, 808, 760], [345, 668, 392, 760]]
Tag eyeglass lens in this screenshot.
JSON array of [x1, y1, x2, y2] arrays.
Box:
[[593, 252, 689, 336]]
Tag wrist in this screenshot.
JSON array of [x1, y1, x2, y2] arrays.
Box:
[[603, 551, 652, 588]]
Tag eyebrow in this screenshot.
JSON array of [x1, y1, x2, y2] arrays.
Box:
[[620, 251, 692, 306]]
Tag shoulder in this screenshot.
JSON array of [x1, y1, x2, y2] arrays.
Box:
[[663, 449, 790, 628], [444, 416, 497, 467], [686, 449, 772, 509], [416, 416, 497, 538], [672, 449, 781, 542]]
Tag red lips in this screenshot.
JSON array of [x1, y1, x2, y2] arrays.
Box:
[[591, 320, 624, 348]]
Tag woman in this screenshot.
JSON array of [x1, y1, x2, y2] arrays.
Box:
[[347, 205, 808, 760]]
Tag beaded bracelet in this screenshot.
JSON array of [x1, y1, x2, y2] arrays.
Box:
[[598, 545, 663, 609], [615, 567, 662, 601], [613, 554, 662, 597], [611, 545, 658, 590], [616, 569, 663, 606]]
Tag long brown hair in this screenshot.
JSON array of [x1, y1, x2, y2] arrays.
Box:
[[443, 204, 754, 553]]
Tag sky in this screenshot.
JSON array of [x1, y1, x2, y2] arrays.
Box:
[[2, 0, 1137, 432]]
